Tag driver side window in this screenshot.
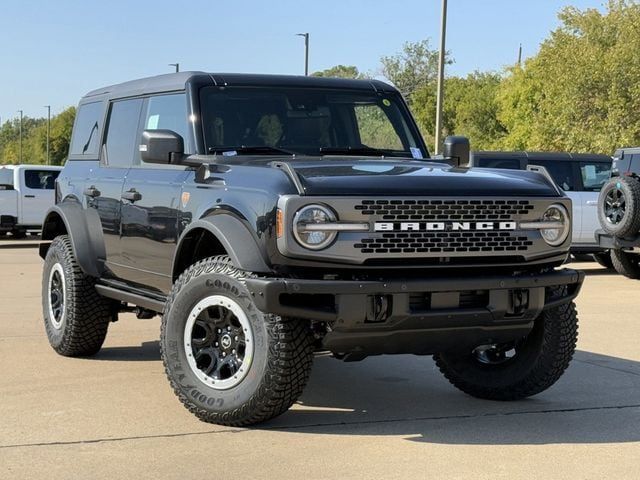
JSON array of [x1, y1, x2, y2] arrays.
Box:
[[138, 93, 190, 164]]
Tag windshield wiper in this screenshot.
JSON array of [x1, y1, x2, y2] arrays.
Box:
[[208, 145, 297, 156], [319, 146, 409, 157]]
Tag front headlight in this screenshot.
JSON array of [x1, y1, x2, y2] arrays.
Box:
[[539, 204, 570, 246], [293, 204, 338, 250]]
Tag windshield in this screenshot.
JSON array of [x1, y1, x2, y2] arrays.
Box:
[[199, 86, 427, 158]]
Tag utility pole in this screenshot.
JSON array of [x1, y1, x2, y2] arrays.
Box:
[[296, 33, 309, 75], [434, 0, 448, 155], [169, 63, 180, 73], [517, 43, 522, 66], [45, 105, 51, 165], [17, 110, 23, 164]]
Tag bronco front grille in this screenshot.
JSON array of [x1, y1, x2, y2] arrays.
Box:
[[353, 199, 536, 255], [355, 199, 534, 220]]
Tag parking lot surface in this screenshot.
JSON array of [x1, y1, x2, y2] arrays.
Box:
[[1, 239, 639, 479]]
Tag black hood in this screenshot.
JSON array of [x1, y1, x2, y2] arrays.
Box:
[[286, 160, 560, 197]]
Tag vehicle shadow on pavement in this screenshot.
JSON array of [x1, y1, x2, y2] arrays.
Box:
[[264, 350, 640, 445], [94, 340, 160, 361]]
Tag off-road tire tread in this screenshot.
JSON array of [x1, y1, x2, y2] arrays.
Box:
[[160, 255, 314, 426], [610, 249, 640, 279], [434, 298, 578, 401], [43, 235, 113, 356], [599, 176, 640, 237]]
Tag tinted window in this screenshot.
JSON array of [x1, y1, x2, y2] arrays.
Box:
[[69, 102, 103, 156], [139, 94, 189, 163], [533, 160, 577, 191], [24, 169, 60, 189], [477, 157, 520, 169], [103, 99, 143, 167], [580, 161, 611, 191]]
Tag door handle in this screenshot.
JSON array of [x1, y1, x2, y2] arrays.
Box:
[[24, 194, 35, 198], [586, 200, 598, 206], [83, 186, 101, 198], [121, 189, 142, 202]]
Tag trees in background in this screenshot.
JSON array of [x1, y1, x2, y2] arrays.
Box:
[[0, 107, 74, 165], [3, 1, 638, 164]]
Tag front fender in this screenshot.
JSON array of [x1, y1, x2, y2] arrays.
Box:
[[173, 215, 271, 277], [40, 202, 105, 278]]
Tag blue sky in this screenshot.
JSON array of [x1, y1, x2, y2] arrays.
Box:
[[0, 0, 606, 123]]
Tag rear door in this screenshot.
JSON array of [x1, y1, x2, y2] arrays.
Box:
[[19, 168, 60, 226], [88, 97, 144, 280], [577, 160, 612, 244]]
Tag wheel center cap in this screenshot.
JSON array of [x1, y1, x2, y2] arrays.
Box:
[[221, 334, 232, 349]]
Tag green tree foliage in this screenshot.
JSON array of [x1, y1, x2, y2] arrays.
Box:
[[312, 65, 362, 79], [496, 0, 640, 153], [0, 107, 75, 165], [380, 39, 449, 99]]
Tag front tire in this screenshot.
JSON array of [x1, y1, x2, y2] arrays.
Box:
[[610, 249, 640, 279], [434, 296, 578, 400], [42, 235, 115, 356], [160, 256, 314, 426]]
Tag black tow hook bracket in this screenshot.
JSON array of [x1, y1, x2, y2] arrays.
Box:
[[509, 289, 529, 316], [365, 295, 392, 323]]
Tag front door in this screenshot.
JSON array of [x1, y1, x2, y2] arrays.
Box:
[[577, 160, 612, 245], [119, 93, 191, 292]]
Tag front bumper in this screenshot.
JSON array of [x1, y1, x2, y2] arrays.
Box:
[[244, 268, 584, 356]]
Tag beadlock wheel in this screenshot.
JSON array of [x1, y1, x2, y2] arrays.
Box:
[[47, 263, 66, 330], [184, 295, 254, 390]]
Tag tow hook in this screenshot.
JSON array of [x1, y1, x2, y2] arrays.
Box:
[[509, 289, 529, 316]]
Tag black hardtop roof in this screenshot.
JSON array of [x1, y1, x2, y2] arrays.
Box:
[[82, 71, 397, 102], [472, 150, 611, 162]]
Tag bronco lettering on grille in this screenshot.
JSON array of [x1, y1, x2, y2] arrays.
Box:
[[374, 221, 517, 232]]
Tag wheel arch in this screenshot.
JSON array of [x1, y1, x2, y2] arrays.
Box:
[[39, 203, 105, 278], [172, 215, 271, 280]]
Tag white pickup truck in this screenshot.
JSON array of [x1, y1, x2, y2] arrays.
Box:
[[0, 165, 62, 238]]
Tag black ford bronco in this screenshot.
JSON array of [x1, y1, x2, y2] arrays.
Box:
[[40, 72, 584, 426]]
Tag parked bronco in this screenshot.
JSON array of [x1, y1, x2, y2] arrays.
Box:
[[597, 147, 640, 277], [40, 72, 584, 426]]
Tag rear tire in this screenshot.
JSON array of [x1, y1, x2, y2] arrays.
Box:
[[42, 235, 115, 356], [610, 249, 640, 279], [599, 176, 640, 237], [160, 255, 315, 426], [593, 251, 613, 269], [434, 295, 578, 400]]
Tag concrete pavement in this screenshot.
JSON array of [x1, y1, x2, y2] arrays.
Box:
[[1, 240, 638, 479]]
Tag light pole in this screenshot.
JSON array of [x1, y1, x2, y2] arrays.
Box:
[[434, 0, 447, 154], [44, 105, 51, 165], [17, 110, 23, 164], [169, 63, 180, 73], [296, 33, 309, 76]]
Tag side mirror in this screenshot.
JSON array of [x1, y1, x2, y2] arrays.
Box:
[[140, 129, 184, 164], [443, 136, 470, 167]]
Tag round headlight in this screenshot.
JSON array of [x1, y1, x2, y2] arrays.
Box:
[[293, 204, 337, 250], [540, 204, 570, 246]]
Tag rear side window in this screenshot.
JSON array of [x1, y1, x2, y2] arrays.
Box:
[[0, 168, 14, 189], [69, 102, 103, 156], [533, 160, 577, 191], [103, 99, 144, 168], [477, 158, 520, 169], [580, 162, 611, 191], [24, 170, 60, 189]]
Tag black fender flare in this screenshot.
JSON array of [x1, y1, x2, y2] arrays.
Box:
[[40, 202, 105, 278], [172, 215, 271, 277]]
